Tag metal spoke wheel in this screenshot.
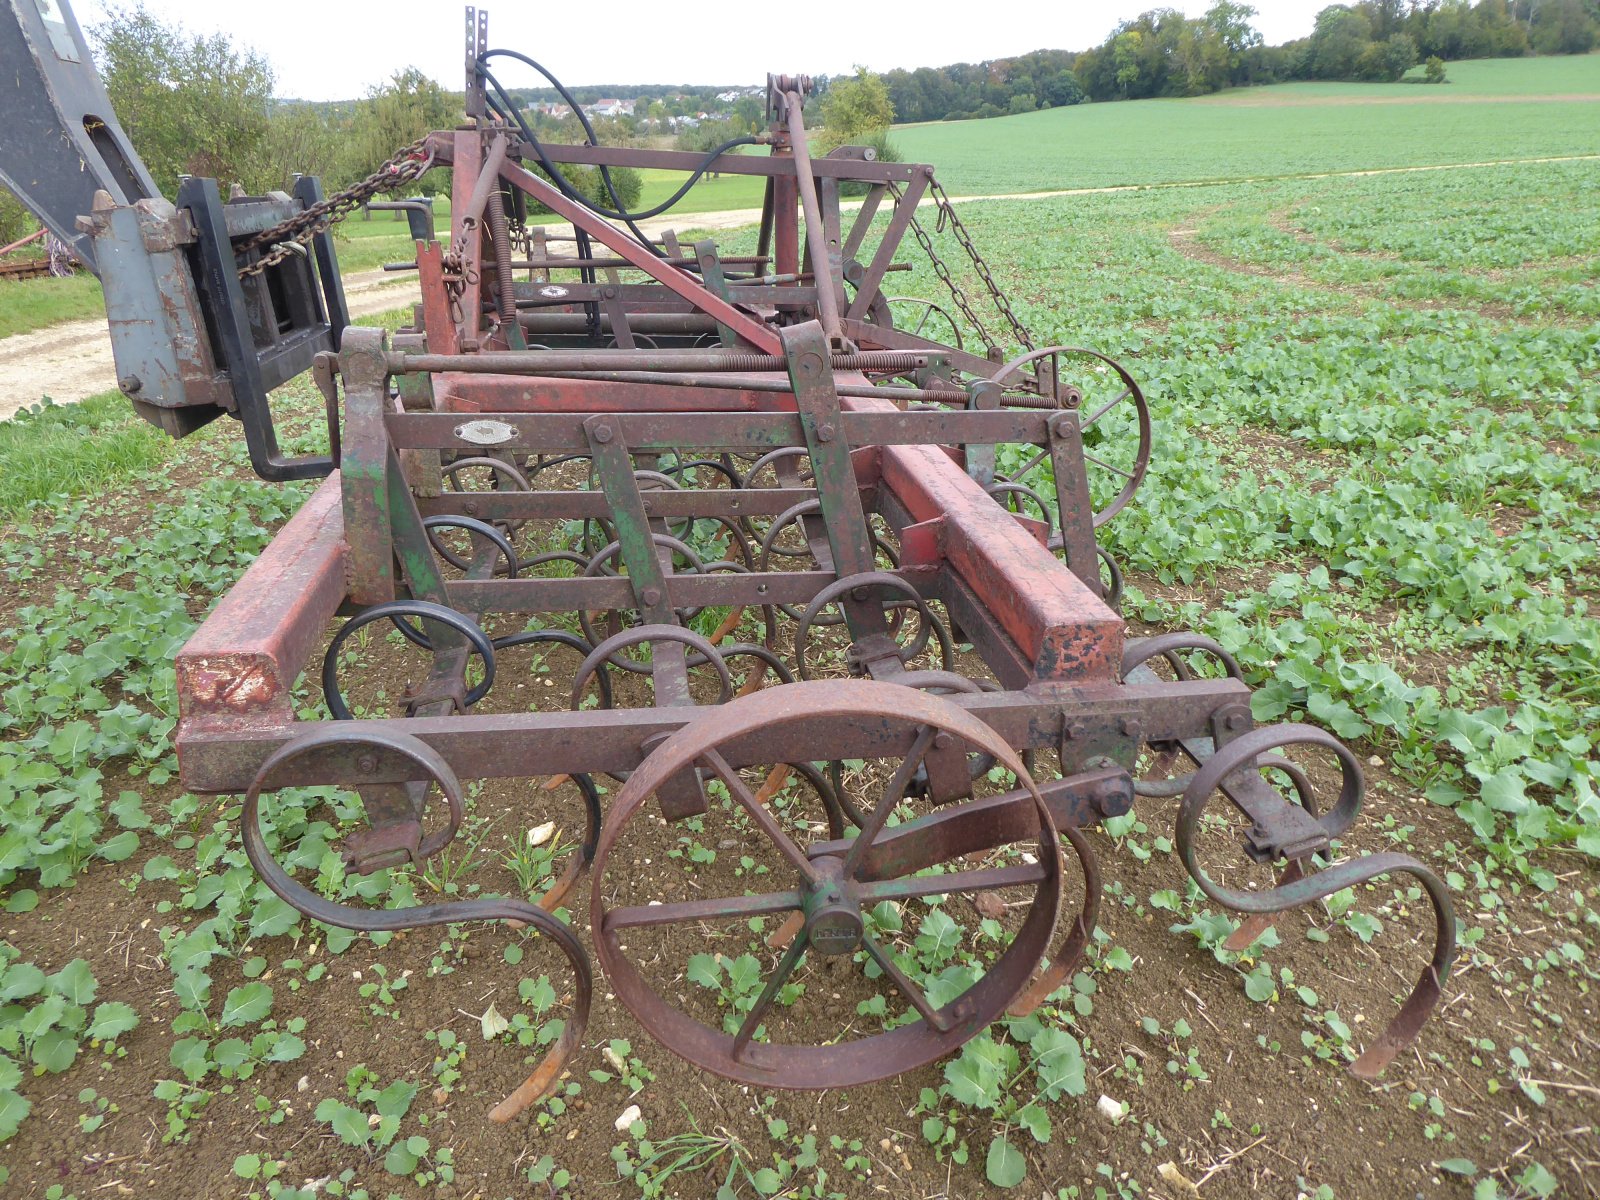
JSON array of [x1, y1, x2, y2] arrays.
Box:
[[988, 346, 1152, 527], [885, 296, 964, 350], [590, 681, 1062, 1089]]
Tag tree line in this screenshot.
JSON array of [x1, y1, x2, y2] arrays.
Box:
[[3, 0, 1596, 247], [885, 1, 1598, 121]]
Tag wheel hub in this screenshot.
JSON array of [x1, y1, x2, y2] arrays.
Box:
[[803, 874, 863, 956]]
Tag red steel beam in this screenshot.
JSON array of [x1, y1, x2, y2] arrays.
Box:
[[174, 474, 347, 728], [435, 373, 790, 413], [847, 386, 1123, 681], [496, 158, 782, 355]]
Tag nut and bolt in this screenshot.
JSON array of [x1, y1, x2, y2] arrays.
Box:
[[357, 753, 378, 774], [640, 587, 662, 606], [817, 423, 836, 443], [593, 424, 614, 444]]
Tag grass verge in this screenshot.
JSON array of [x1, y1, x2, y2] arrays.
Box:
[[0, 391, 172, 517]]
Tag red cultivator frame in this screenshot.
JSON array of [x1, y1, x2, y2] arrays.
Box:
[[88, 9, 1453, 1119]]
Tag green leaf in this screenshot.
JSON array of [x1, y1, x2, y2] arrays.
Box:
[[0, 963, 46, 1002], [87, 1002, 139, 1041], [96, 830, 140, 862], [266, 1033, 306, 1063], [212, 1038, 250, 1070], [49, 960, 97, 1006], [943, 1037, 1006, 1110], [248, 896, 299, 939], [169, 1037, 212, 1082], [233, 1154, 262, 1180], [1480, 771, 1529, 813], [143, 855, 181, 881], [110, 790, 150, 830], [383, 1142, 419, 1176], [220, 982, 273, 1028], [751, 1167, 782, 1195], [374, 1079, 417, 1120], [1436, 1159, 1477, 1177], [328, 1103, 371, 1147], [1032, 1027, 1087, 1099], [686, 953, 722, 989], [1243, 966, 1276, 1003], [1016, 1102, 1052, 1143], [985, 1136, 1027, 1188], [3, 891, 38, 914], [0, 1088, 31, 1142], [31, 1028, 77, 1073], [1515, 1162, 1559, 1199], [914, 908, 962, 962]]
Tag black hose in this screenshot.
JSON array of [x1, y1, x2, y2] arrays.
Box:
[[476, 52, 762, 227]]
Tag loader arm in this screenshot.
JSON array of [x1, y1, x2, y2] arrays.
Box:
[[1, 0, 346, 479]]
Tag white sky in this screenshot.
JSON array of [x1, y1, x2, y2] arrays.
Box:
[[68, 1, 1332, 102]]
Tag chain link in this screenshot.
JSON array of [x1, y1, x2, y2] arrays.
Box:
[[890, 176, 1035, 356], [236, 139, 433, 279]]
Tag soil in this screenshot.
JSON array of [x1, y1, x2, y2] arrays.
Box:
[[1, 412, 1597, 1200]]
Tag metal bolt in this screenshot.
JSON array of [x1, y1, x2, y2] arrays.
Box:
[[640, 587, 662, 606], [118, 375, 142, 394], [593, 424, 614, 444], [1224, 710, 1248, 732], [933, 732, 954, 750], [851, 586, 870, 602], [357, 754, 378, 774], [1119, 716, 1142, 739], [817, 423, 835, 443], [462, 501, 478, 516]]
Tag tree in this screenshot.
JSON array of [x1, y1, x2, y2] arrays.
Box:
[[92, 3, 274, 196], [1307, 6, 1374, 78], [344, 68, 457, 196], [1424, 55, 1448, 82], [818, 66, 894, 149]]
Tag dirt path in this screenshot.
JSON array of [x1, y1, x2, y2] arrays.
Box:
[[0, 267, 424, 421], [4, 150, 1595, 424]]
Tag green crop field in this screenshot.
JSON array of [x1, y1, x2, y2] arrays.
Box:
[[895, 55, 1600, 194], [0, 53, 1597, 1200]]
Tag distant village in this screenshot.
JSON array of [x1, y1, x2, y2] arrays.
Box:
[[527, 86, 766, 132]]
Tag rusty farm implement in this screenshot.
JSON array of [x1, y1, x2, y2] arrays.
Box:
[[1, 0, 1455, 1122]]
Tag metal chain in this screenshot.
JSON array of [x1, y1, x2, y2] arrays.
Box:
[[891, 177, 1035, 355], [237, 139, 434, 279]]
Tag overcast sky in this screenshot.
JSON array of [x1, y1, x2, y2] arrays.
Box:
[[68, 1, 1333, 101]]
